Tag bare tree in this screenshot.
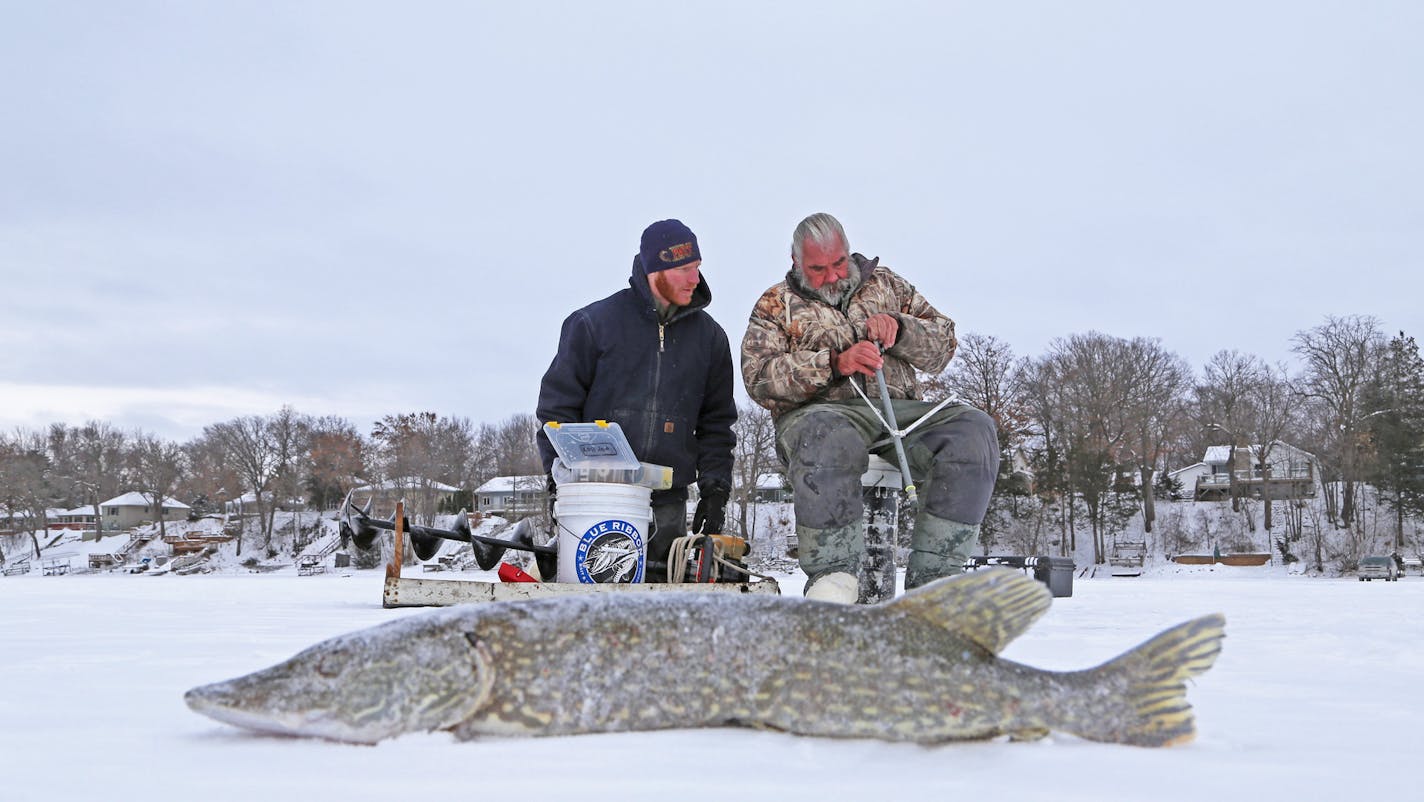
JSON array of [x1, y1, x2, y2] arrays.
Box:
[[923, 332, 1032, 445], [1293, 315, 1385, 528], [1194, 350, 1267, 513], [0, 431, 62, 559], [1244, 363, 1303, 536], [924, 333, 1034, 551], [263, 406, 311, 547], [1120, 338, 1191, 535], [467, 414, 544, 523], [369, 412, 477, 524], [489, 414, 541, 477], [1025, 333, 1140, 563], [306, 415, 366, 511], [205, 415, 278, 556], [1020, 357, 1075, 555], [730, 402, 778, 543], [489, 414, 544, 526], [53, 422, 128, 540], [129, 432, 188, 539], [180, 434, 244, 516]]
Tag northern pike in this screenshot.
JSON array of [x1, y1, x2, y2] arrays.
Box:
[[184, 568, 1224, 747]]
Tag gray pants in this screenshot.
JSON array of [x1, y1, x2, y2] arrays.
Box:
[[777, 398, 999, 573]]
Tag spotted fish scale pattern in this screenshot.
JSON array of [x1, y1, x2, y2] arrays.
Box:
[[186, 569, 1224, 748]]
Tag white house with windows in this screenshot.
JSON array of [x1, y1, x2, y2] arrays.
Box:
[[1192, 441, 1318, 501], [750, 473, 789, 503], [1166, 462, 1210, 500], [0, 506, 88, 533], [54, 506, 98, 530], [99, 492, 191, 531], [475, 475, 546, 516]]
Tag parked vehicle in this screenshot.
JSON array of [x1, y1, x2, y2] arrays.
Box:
[[1358, 556, 1399, 582]]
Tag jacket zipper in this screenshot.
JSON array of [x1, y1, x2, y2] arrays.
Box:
[[647, 321, 665, 452]]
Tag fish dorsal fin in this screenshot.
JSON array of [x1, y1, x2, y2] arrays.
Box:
[[884, 567, 1052, 654]]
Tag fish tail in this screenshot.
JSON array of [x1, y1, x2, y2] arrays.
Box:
[[1072, 613, 1225, 747]]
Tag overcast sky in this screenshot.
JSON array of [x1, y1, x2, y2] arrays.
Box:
[[4, 1, 1421, 442]]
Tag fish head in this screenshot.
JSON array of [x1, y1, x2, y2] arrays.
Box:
[[185, 616, 495, 744]]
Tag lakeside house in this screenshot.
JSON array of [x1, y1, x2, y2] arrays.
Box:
[[1188, 441, 1318, 501], [99, 492, 191, 531]]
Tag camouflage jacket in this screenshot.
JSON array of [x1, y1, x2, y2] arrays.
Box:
[[740, 254, 957, 419]]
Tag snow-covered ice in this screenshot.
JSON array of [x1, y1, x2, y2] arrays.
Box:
[[1, 563, 1415, 801]]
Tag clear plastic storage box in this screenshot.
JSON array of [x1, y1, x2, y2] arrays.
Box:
[[543, 421, 672, 488]]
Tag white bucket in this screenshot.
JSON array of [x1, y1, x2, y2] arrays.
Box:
[[553, 482, 653, 583]]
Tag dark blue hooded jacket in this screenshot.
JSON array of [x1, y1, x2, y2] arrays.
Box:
[[536, 258, 736, 494]]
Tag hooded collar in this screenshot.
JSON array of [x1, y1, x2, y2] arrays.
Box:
[[784, 252, 879, 309], [628, 255, 713, 322]]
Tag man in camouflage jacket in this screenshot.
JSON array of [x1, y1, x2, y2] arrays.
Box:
[[741, 213, 999, 602]]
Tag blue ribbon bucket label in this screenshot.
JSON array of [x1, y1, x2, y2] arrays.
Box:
[[573, 518, 645, 583]]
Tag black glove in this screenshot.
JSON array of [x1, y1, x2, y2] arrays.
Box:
[[691, 485, 729, 535]]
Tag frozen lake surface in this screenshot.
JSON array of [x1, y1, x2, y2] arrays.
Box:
[[2, 564, 1417, 801]]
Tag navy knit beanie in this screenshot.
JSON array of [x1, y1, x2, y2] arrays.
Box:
[[638, 219, 701, 274]]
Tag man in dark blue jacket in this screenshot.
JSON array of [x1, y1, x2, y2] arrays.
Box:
[[536, 219, 737, 581]]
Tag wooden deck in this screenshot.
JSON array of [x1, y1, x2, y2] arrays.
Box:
[[1194, 474, 1315, 501]]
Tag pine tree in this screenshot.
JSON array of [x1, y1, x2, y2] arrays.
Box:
[[1363, 331, 1424, 549]]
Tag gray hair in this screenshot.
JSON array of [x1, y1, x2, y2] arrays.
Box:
[[790, 213, 849, 268]]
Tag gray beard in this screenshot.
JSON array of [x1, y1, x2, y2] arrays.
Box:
[[794, 264, 863, 307]]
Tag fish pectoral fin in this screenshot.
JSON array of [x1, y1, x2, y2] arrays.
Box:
[[1008, 727, 1050, 742], [885, 567, 1051, 654]]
